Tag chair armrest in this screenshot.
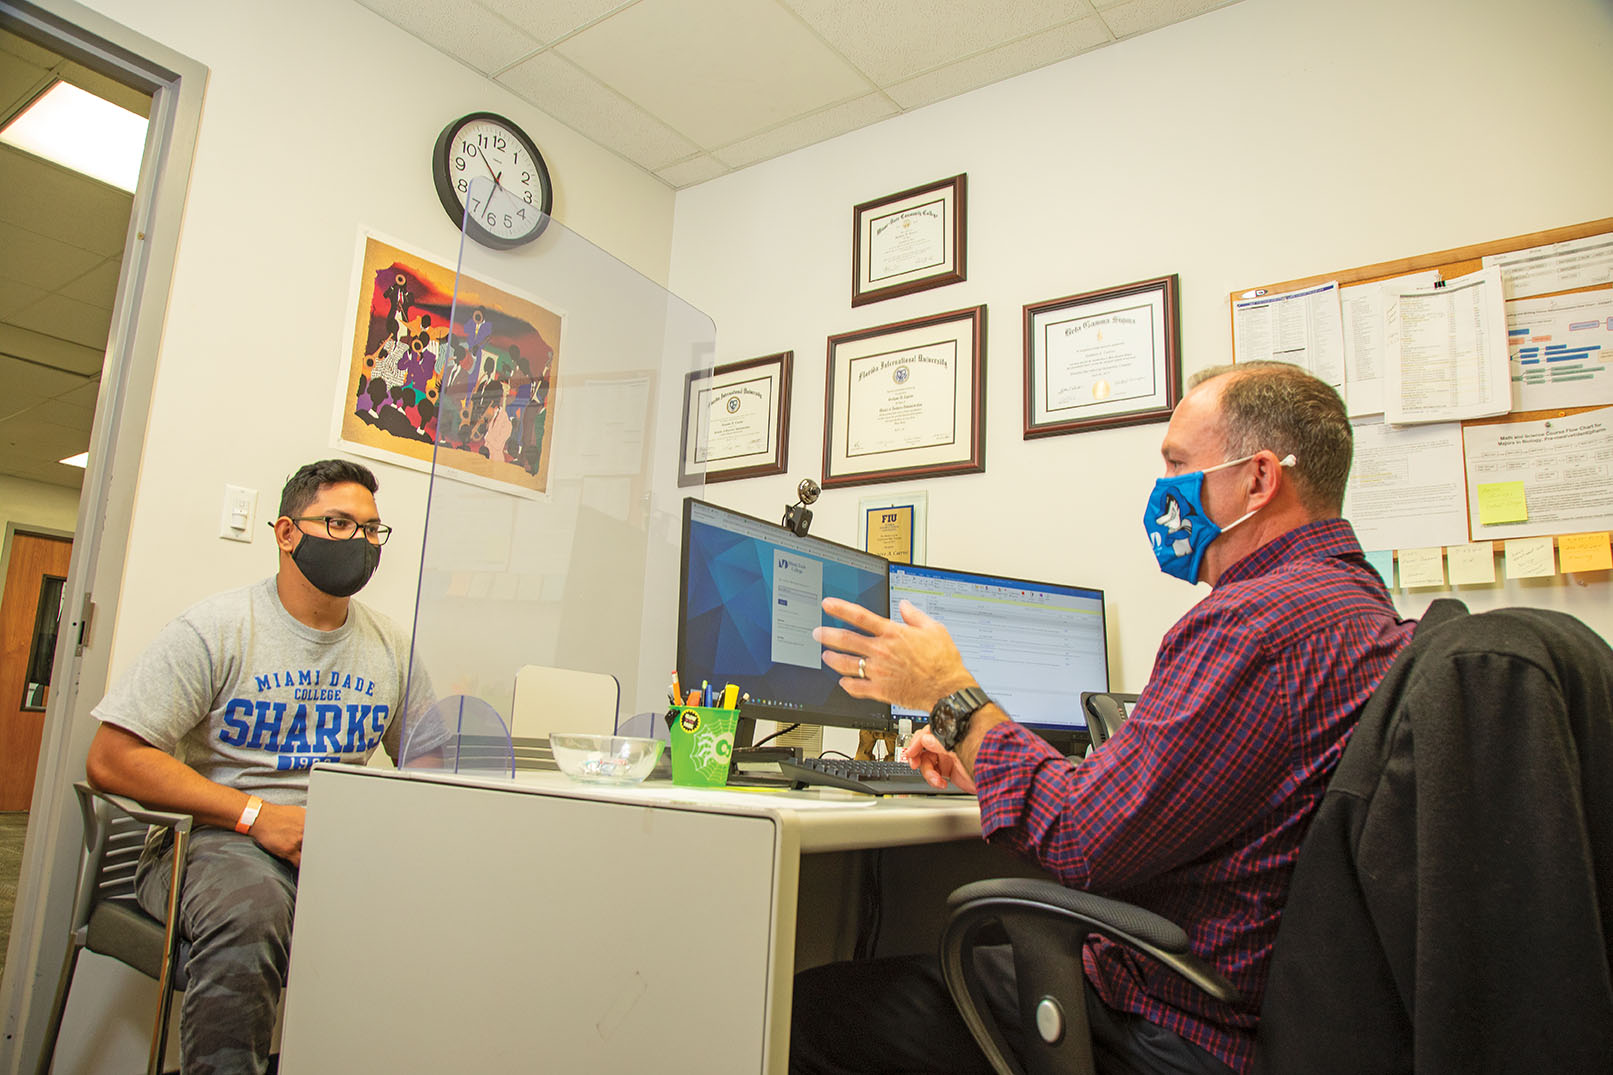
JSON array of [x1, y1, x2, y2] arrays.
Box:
[[941, 878, 1238, 1075], [75, 781, 194, 834]]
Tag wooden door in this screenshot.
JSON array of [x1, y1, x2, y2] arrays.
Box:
[[0, 532, 74, 810]]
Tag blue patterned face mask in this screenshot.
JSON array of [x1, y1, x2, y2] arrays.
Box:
[[1144, 454, 1295, 583]]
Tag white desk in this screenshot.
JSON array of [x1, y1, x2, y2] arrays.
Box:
[[277, 766, 994, 1073]]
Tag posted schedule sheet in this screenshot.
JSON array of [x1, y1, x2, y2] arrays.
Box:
[[1385, 267, 1510, 425], [1342, 418, 1470, 550], [1463, 408, 1613, 542], [1233, 281, 1346, 391]]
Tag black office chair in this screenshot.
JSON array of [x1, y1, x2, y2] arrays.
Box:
[[1078, 692, 1138, 749], [943, 600, 1613, 1074], [36, 782, 193, 1075]]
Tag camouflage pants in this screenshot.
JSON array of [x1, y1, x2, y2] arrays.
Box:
[[136, 827, 296, 1075]]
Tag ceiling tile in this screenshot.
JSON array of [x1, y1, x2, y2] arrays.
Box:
[[498, 51, 698, 171], [9, 292, 112, 352], [57, 257, 123, 309], [0, 218, 106, 291], [27, 397, 95, 432], [351, 0, 542, 74], [655, 154, 729, 188], [0, 277, 47, 320], [886, 14, 1113, 110], [0, 55, 49, 121], [782, 0, 1099, 85], [59, 379, 103, 411], [0, 150, 133, 257], [0, 323, 103, 379], [556, 0, 873, 149], [0, 354, 85, 399], [713, 92, 898, 169], [0, 413, 86, 458], [477, 0, 635, 51], [1102, 0, 1236, 39], [0, 28, 61, 71]]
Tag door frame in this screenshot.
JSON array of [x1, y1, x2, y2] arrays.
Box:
[[0, 2, 205, 1070]]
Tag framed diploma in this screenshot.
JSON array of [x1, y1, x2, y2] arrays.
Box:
[[859, 491, 928, 564], [1023, 275, 1182, 439], [852, 174, 966, 307], [823, 306, 986, 489], [679, 351, 792, 486]]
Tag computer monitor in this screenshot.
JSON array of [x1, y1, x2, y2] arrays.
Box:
[[677, 498, 892, 731], [887, 562, 1108, 755]]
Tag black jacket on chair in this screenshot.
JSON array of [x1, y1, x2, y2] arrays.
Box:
[[1254, 599, 1613, 1073]]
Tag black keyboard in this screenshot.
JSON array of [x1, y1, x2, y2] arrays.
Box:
[[778, 757, 972, 796]]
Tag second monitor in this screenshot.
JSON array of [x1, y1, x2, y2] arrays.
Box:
[[888, 561, 1108, 754]]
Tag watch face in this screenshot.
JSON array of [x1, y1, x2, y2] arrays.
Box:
[[433, 112, 553, 249]]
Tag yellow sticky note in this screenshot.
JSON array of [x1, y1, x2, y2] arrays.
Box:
[[1558, 532, 1613, 573], [1475, 481, 1528, 526], [1504, 537, 1557, 579], [1445, 542, 1496, 585], [1396, 546, 1446, 589]]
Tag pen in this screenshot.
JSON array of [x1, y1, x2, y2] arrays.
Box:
[[702, 680, 711, 707], [722, 683, 739, 709], [687, 689, 702, 706]]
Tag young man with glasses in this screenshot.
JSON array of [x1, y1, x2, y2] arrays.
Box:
[[85, 458, 441, 1075]]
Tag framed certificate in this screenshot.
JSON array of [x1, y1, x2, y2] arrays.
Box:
[[823, 306, 985, 489], [679, 351, 792, 486], [859, 491, 928, 564], [852, 174, 966, 307], [1023, 275, 1182, 438]]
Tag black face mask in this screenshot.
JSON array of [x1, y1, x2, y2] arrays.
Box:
[[291, 533, 380, 598]]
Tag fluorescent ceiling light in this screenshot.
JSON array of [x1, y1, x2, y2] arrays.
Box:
[[1, 81, 146, 192], [59, 451, 89, 469]]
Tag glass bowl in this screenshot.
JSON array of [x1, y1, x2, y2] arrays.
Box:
[[549, 734, 663, 785]]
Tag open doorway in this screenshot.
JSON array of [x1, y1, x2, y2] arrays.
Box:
[[0, 22, 148, 982]]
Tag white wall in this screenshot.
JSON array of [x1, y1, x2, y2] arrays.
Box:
[[74, 0, 678, 677], [669, 0, 1613, 697], [0, 475, 80, 540]]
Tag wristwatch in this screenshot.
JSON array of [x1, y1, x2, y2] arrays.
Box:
[[929, 686, 993, 751]]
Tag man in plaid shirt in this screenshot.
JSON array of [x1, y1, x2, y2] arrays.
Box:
[[794, 362, 1415, 1075]]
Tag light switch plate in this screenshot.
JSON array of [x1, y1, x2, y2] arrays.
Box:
[[220, 484, 258, 542]]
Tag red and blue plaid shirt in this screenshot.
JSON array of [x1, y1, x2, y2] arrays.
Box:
[[974, 518, 1415, 1072]]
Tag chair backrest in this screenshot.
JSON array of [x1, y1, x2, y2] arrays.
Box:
[[1254, 601, 1613, 1073], [509, 665, 621, 740], [1079, 691, 1139, 749]]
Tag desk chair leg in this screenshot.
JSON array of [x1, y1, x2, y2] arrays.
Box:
[[147, 826, 189, 1075], [32, 939, 83, 1075]]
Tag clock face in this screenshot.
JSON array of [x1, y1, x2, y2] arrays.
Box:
[[432, 112, 553, 249]]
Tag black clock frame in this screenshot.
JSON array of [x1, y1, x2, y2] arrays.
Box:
[[432, 111, 554, 250]]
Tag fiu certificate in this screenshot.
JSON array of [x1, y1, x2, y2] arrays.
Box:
[[845, 343, 958, 457], [679, 352, 792, 486], [696, 377, 772, 463], [824, 307, 985, 487]]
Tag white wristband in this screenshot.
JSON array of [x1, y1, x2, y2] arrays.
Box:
[[235, 795, 263, 834]]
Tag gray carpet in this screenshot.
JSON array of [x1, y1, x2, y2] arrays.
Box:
[[0, 811, 29, 984]]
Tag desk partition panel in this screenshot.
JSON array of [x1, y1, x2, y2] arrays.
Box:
[[396, 177, 714, 766]]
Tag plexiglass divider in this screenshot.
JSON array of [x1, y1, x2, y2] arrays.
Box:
[[397, 176, 713, 769]]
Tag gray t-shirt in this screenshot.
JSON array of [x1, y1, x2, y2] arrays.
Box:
[[94, 576, 437, 805]]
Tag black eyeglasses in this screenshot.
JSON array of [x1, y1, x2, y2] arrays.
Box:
[[286, 515, 393, 545]]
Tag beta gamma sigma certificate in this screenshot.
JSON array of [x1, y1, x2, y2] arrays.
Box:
[[846, 342, 958, 458], [1043, 302, 1157, 413]]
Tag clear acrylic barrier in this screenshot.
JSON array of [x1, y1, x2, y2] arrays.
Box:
[[392, 176, 713, 767]]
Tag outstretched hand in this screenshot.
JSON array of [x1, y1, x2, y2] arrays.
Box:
[[813, 597, 977, 713]]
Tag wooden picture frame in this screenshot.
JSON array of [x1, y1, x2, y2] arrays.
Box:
[[823, 306, 986, 489], [679, 351, 792, 486], [852, 174, 967, 307], [1023, 274, 1181, 439]]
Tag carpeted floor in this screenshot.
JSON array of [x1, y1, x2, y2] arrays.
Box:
[[0, 811, 29, 984]]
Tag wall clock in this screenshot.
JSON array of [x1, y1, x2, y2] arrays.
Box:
[[432, 111, 553, 249]]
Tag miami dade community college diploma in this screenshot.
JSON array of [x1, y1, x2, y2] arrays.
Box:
[[846, 343, 958, 457], [868, 201, 946, 283]]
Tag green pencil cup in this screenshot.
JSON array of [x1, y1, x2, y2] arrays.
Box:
[[668, 706, 739, 788]]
